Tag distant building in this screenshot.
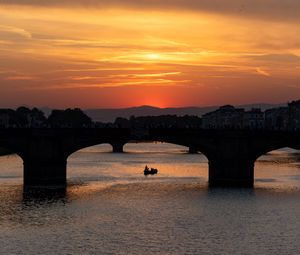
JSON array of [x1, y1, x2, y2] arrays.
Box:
[[0, 109, 20, 128], [202, 105, 244, 129], [243, 108, 264, 129], [265, 107, 289, 130], [288, 100, 300, 130], [114, 117, 131, 128], [0, 110, 10, 128]]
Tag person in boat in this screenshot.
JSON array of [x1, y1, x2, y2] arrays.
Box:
[[144, 165, 149, 172]]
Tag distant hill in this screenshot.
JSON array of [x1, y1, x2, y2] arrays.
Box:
[[85, 103, 285, 122]]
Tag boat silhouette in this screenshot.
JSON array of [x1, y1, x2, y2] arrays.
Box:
[[144, 166, 158, 176]]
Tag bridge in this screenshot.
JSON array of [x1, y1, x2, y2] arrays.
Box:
[[0, 128, 299, 188]]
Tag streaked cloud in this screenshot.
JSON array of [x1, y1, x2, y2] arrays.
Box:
[[1, 0, 300, 21], [0, 1, 299, 108], [5, 75, 37, 81], [0, 25, 32, 39], [250, 54, 300, 63], [256, 67, 271, 77]]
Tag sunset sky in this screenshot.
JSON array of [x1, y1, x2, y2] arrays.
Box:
[[0, 0, 300, 108]]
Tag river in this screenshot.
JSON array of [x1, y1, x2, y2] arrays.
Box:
[[0, 143, 299, 254]]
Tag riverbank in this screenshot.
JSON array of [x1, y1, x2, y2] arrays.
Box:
[[0, 147, 13, 156]]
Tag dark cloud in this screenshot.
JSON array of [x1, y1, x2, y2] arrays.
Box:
[[1, 0, 300, 21]]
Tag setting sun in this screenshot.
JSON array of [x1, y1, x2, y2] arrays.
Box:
[[145, 53, 162, 61]]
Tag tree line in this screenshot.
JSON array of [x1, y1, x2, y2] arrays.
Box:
[[0, 107, 92, 128], [0, 106, 203, 129]]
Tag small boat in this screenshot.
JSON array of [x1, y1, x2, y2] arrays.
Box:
[[144, 166, 158, 176]]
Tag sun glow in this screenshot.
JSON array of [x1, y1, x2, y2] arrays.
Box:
[[145, 53, 162, 60]]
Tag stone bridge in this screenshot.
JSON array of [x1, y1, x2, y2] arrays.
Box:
[[0, 128, 299, 188], [149, 129, 300, 187]]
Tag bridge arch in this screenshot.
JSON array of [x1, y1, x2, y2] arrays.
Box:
[[69, 143, 114, 154], [123, 141, 192, 154], [64, 140, 129, 159], [0, 142, 26, 161], [0, 145, 24, 185], [0, 145, 24, 160], [252, 142, 300, 163], [67, 141, 193, 157], [254, 146, 300, 185], [65, 138, 212, 159], [66, 141, 209, 182], [65, 139, 211, 159], [255, 146, 300, 160], [144, 138, 213, 161]]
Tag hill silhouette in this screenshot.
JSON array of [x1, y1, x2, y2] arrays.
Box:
[[85, 103, 284, 122]]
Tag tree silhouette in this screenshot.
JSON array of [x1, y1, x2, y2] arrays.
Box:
[[48, 108, 92, 128]]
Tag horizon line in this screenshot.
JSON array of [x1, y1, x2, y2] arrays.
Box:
[[0, 101, 291, 111]]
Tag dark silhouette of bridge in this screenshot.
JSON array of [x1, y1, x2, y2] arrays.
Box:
[[0, 128, 299, 188]]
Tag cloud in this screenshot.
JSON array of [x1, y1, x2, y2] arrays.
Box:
[[1, 0, 300, 21], [36, 38, 186, 51], [256, 67, 271, 77], [5, 75, 37, 81], [249, 54, 300, 63], [0, 25, 32, 39]]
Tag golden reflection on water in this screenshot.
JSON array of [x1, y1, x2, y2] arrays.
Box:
[[1, 145, 300, 255], [0, 143, 300, 196]]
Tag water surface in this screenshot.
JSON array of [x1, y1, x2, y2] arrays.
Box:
[[0, 143, 299, 254]]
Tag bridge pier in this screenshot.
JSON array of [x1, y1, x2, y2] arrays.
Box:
[[208, 158, 254, 187], [110, 142, 125, 153], [23, 158, 67, 188]]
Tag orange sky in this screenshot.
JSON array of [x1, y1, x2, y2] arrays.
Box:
[[0, 1, 300, 108]]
